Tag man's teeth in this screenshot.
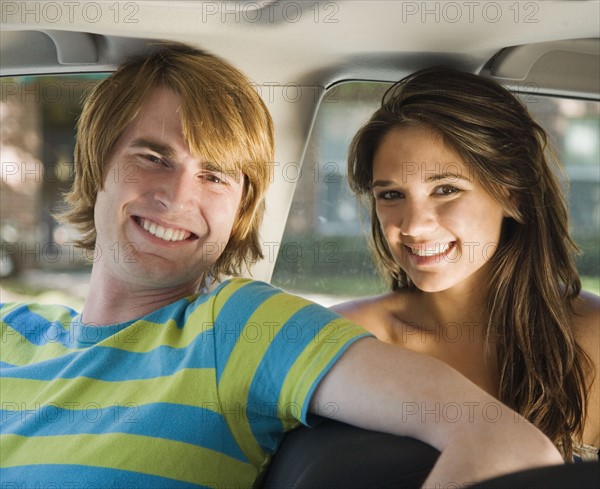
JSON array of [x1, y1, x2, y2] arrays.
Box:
[[410, 243, 451, 256], [140, 218, 190, 242]]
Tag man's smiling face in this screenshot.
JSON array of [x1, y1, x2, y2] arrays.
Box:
[[93, 87, 244, 292]]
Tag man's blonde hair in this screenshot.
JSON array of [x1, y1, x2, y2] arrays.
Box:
[[59, 43, 274, 282]]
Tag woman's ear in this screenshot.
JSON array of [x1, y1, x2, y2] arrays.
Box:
[[503, 193, 524, 223], [496, 185, 523, 222]]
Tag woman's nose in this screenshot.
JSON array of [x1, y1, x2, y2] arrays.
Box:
[[398, 198, 438, 237]]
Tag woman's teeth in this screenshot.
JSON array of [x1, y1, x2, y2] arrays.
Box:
[[410, 243, 452, 256]]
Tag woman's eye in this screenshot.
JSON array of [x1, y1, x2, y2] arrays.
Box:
[[377, 190, 403, 200], [435, 185, 460, 196]]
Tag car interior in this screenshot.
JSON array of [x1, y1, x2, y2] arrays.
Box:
[[1, 1, 599, 487]]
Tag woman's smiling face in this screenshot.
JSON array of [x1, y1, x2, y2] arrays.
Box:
[[372, 125, 508, 293]]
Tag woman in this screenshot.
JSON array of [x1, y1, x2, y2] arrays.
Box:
[[333, 67, 599, 461]]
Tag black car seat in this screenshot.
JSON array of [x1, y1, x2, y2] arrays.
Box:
[[260, 418, 439, 489], [260, 418, 599, 489]]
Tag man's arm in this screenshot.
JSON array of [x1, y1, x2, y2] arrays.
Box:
[[311, 338, 563, 488]]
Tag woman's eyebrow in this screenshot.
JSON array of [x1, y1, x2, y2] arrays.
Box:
[[371, 179, 396, 189], [425, 172, 472, 183], [371, 172, 471, 189]]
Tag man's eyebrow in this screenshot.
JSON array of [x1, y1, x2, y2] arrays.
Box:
[[202, 162, 225, 172], [129, 138, 176, 159]]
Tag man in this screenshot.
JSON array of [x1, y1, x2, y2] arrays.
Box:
[[1, 44, 561, 488]]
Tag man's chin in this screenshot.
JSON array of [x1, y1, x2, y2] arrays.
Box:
[[121, 262, 204, 291]]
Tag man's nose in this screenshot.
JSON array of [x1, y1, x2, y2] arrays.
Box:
[[153, 172, 199, 212]]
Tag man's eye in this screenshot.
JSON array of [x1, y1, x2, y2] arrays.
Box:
[[142, 154, 165, 165], [201, 173, 225, 184]]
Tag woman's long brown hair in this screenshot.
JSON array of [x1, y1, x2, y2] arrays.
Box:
[[348, 67, 592, 459]]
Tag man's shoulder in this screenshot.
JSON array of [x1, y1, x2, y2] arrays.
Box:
[[208, 278, 303, 320], [208, 278, 290, 310], [1, 302, 80, 352], [180, 278, 285, 331], [210, 277, 277, 296], [1, 301, 79, 322], [207, 278, 370, 344]]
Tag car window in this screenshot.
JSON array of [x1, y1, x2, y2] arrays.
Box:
[[271, 81, 600, 305], [1, 74, 107, 306], [2, 76, 599, 306]]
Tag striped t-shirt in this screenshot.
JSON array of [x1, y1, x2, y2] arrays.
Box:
[[1, 278, 370, 488]]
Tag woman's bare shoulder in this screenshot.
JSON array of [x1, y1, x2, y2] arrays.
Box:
[[572, 290, 600, 355], [332, 292, 397, 321], [572, 290, 600, 447], [332, 290, 413, 335]]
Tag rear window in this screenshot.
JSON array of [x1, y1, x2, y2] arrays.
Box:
[[1, 76, 598, 306], [270, 81, 600, 304]]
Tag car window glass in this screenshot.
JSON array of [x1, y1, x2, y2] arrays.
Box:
[[1, 76, 599, 306], [1, 74, 107, 306], [271, 81, 600, 305]]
